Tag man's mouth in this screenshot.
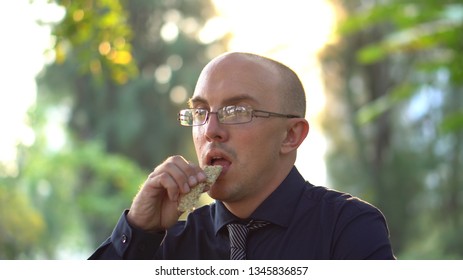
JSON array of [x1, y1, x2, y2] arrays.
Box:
[[211, 157, 230, 167], [206, 153, 232, 172]]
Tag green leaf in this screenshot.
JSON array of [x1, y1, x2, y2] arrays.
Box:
[[356, 83, 416, 124], [440, 111, 463, 134], [357, 44, 388, 64]]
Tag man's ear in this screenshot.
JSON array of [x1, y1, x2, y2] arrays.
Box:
[[281, 119, 309, 154]]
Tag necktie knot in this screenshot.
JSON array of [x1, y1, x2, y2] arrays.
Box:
[[227, 220, 270, 260]]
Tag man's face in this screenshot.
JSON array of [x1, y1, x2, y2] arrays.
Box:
[[190, 54, 289, 204]]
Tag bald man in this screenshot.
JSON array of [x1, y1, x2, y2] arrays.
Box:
[[89, 52, 395, 260]]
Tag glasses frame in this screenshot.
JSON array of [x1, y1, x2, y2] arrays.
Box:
[[178, 105, 301, 127]]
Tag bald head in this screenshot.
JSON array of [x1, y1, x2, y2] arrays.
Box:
[[195, 52, 307, 117]]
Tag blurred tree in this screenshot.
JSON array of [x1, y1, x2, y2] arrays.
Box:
[[321, 0, 463, 258], [1, 97, 147, 259], [0, 181, 45, 259], [44, 0, 227, 168], [0, 0, 227, 259]]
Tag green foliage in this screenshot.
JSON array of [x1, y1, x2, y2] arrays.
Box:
[[1, 102, 146, 258], [0, 182, 45, 259], [52, 0, 138, 84], [440, 111, 463, 134], [1, 0, 225, 258], [322, 0, 463, 259], [338, 0, 463, 130], [356, 83, 417, 125]]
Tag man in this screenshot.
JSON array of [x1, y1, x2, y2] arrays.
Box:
[[89, 52, 395, 259]]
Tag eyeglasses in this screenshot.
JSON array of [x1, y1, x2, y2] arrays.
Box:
[[178, 105, 300, 126]]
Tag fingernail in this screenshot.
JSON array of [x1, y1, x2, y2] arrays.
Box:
[[183, 183, 190, 193], [197, 172, 206, 181], [188, 176, 198, 186]]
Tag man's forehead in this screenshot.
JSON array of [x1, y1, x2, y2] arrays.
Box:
[[189, 52, 281, 108]]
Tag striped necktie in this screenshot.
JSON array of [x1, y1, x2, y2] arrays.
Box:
[[227, 220, 270, 260]]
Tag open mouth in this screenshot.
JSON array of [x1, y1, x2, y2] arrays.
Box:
[[206, 153, 231, 173], [211, 157, 230, 167]]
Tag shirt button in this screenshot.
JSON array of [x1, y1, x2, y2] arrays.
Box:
[[121, 234, 128, 244]]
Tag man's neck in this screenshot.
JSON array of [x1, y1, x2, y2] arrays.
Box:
[[223, 163, 294, 219]]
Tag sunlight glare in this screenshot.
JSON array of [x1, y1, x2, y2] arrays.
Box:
[[0, 0, 63, 175], [211, 0, 336, 185]]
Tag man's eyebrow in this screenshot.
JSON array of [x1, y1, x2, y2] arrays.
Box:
[[188, 94, 258, 108], [188, 96, 206, 108]]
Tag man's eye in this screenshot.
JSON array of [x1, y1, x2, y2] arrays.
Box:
[[194, 109, 206, 116]]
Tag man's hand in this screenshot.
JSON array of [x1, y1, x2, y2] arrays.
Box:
[[126, 156, 206, 232]]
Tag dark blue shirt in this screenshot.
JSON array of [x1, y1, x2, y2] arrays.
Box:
[[89, 167, 395, 260]]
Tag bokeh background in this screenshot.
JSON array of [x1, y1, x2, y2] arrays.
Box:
[[1, 0, 462, 259]]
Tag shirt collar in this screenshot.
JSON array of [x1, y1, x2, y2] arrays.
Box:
[[213, 166, 306, 235]]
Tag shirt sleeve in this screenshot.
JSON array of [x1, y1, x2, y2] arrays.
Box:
[[331, 203, 396, 260], [88, 210, 165, 260]]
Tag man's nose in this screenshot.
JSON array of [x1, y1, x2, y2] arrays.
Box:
[[203, 112, 227, 142]]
